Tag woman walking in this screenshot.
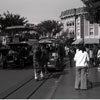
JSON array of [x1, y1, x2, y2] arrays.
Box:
[[74, 46, 90, 90]]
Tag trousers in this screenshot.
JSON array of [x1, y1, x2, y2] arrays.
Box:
[[75, 67, 88, 89]]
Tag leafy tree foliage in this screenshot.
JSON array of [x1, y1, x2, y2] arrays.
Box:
[[0, 11, 28, 31], [81, 0, 100, 23], [36, 20, 63, 37]]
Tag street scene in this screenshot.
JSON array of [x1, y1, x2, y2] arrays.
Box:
[[0, 0, 100, 99], [0, 57, 100, 99]]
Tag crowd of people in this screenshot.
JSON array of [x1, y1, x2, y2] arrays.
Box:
[[70, 44, 100, 90], [62, 44, 100, 90], [64, 44, 100, 68]]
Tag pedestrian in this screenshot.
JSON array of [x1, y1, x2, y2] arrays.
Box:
[[34, 46, 43, 80], [41, 45, 49, 77], [58, 42, 65, 61], [74, 46, 90, 90], [93, 45, 98, 67], [97, 47, 100, 69], [64, 45, 69, 56], [68, 47, 75, 67], [89, 48, 93, 66]]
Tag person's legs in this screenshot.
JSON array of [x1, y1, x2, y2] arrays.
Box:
[[34, 62, 40, 80], [69, 57, 73, 67], [44, 62, 49, 74], [40, 62, 45, 78], [75, 67, 81, 89], [80, 67, 87, 89], [94, 56, 97, 67]]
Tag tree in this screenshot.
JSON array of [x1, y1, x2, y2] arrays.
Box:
[[0, 11, 28, 31], [81, 0, 100, 23], [36, 20, 63, 37]]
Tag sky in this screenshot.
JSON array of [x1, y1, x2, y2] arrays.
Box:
[[0, 0, 84, 24]]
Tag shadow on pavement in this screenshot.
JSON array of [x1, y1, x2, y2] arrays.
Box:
[[48, 68, 69, 80], [60, 70, 69, 75], [92, 82, 100, 88]]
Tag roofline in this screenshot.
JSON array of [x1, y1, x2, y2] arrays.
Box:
[[60, 7, 87, 18]]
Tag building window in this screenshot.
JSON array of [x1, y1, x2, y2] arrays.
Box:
[[89, 28, 94, 36], [72, 21, 74, 26], [90, 32, 93, 35], [66, 21, 74, 27], [77, 29, 80, 36], [66, 22, 69, 26], [89, 22, 93, 28], [90, 21, 93, 24], [77, 22, 80, 25], [72, 30, 74, 35], [77, 18, 80, 26], [70, 21, 74, 26]]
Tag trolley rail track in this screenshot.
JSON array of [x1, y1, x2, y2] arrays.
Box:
[[0, 73, 52, 99], [0, 57, 68, 99]]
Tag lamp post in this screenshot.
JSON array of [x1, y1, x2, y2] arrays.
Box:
[[83, 17, 85, 46]]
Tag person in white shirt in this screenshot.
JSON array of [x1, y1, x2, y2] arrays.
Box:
[[74, 46, 90, 90], [64, 45, 69, 56], [97, 47, 100, 69]]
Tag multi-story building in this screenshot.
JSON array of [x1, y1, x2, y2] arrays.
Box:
[[60, 7, 100, 44]]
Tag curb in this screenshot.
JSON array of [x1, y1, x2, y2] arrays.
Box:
[[46, 71, 64, 99]]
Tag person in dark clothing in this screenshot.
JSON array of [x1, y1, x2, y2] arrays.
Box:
[[41, 46, 49, 76], [58, 42, 65, 61], [93, 45, 98, 67], [34, 46, 43, 80], [68, 47, 75, 67]]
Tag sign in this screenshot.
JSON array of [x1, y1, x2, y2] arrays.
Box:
[[28, 39, 39, 49]]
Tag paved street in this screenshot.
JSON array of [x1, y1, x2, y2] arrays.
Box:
[[0, 58, 100, 99], [0, 65, 34, 94]]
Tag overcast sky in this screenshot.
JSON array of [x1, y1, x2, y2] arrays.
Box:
[[0, 0, 83, 24]]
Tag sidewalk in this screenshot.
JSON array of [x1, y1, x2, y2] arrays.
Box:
[[52, 66, 100, 99]]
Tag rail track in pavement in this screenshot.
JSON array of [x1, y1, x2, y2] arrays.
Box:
[[0, 72, 59, 99], [0, 57, 69, 99]]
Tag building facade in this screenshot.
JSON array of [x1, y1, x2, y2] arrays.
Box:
[[60, 7, 100, 44]]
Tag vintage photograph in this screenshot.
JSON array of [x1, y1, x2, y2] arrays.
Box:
[[0, 0, 99, 99]]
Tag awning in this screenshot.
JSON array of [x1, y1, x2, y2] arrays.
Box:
[[72, 39, 83, 44], [84, 38, 99, 44], [6, 26, 26, 30], [5, 25, 35, 31], [39, 39, 52, 44]]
